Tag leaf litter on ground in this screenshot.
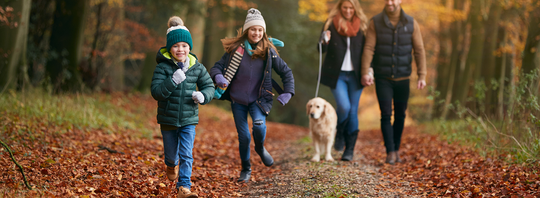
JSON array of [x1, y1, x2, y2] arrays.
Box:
[[1, 93, 539, 197]]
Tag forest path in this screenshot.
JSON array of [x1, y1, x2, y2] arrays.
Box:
[[238, 126, 418, 197], [1, 94, 538, 197]]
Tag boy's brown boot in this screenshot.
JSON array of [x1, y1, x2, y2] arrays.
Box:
[[166, 165, 179, 181], [177, 187, 198, 198]]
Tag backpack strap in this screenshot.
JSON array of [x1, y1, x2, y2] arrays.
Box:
[[272, 79, 284, 95]]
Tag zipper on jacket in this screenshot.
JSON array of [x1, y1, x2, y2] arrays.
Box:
[[178, 77, 184, 126], [257, 49, 272, 115], [177, 64, 194, 127]]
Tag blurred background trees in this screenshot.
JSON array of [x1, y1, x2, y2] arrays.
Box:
[[1, 0, 540, 129]]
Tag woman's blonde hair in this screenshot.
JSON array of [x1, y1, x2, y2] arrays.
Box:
[[323, 0, 368, 33], [221, 28, 279, 59]]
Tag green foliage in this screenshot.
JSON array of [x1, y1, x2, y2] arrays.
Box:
[[298, 161, 351, 197], [0, 89, 149, 134], [428, 70, 540, 164], [297, 136, 312, 144], [408, 90, 434, 122]]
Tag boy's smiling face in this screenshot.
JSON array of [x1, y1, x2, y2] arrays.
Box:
[[170, 42, 190, 62]]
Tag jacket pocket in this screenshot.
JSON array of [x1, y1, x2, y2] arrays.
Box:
[[165, 101, 170, 113]]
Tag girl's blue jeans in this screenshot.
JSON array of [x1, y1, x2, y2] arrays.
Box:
[[161, 124, 196, 190], [330, 71, 363, 134], [231, 101, 267, 162]]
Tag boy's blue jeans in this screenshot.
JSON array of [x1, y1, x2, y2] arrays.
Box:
[[161, 125, 196, 190], [331, 71, 363, 134], [231, 101, 267, 162]]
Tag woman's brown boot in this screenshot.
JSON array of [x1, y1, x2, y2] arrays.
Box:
[[396, 151, 403, 163], [385, 151, 397, 165]]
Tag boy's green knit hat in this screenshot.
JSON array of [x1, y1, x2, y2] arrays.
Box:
[[166, 16, 192, 51]]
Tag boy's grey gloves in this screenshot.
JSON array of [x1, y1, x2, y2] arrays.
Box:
[[214, 74, 228, 88], [277, 93, 292, 106], [192, 91, 205, 104], [172, 69, 186, 85]]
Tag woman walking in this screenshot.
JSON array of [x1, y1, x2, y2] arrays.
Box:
[[318, 0, 369, 161]]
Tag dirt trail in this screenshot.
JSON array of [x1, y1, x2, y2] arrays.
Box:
[[236, 88, 418, 197], [238, 126, 416, 197], [241, 122, 540, 197]]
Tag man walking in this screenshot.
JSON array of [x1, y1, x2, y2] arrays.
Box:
[[361, 0, 427, 164]]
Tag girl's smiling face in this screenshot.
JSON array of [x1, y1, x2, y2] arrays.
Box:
[[247, 26, 264, 44], [340, 1, 355, 21], [170, 42, 190, 62]]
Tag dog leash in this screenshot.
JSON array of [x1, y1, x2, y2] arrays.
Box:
[[316, 41, 322, 98], [315, 31, 325, 98]]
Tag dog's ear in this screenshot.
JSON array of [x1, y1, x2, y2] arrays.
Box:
[[323, 101, 332, 118], [306, 101, 310, 115]]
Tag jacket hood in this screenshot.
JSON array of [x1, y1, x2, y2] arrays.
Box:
[[156, 47, 198, 68]]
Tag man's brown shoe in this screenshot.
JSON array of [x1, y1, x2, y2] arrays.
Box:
[[177, 187, 198, 198], [385, 151, 397, 165], [166, 165, 179, 181]]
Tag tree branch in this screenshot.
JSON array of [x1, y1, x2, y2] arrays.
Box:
[[0, 139, 32, 189], [98, 145, 125, 154]]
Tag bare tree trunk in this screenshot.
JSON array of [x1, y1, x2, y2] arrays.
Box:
[[226, 0, 237, 38], [480, 1, 503, 116], [521, 8, 540, 96], [16, 0, 32, 90], [201, 0, 230, 67], [17, 14, 32, 91], [447, 0, 468, 119], [83, 2, 104, 90], [46, 0, 88, 93], [454, 0, 485, 109], [136, 51, 156, 92], [505, 45, 516, 118], [27, 0, 55, 87], [0, 0, 31, 92], [85, 3, 121, 92], [494, 7, 520, 120], [496, 30, 508, 120], [108, 5, 125, 92], [434, 0, 452, 118], [184, 0, 208, 59]]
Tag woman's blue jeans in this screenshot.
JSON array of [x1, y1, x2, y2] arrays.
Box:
[[331, 71, 363, 134], [161, 125, 196, 190], [231, 101, 267, 162]]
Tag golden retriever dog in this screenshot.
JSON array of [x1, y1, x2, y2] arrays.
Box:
[[306, 97, 338, 162]]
